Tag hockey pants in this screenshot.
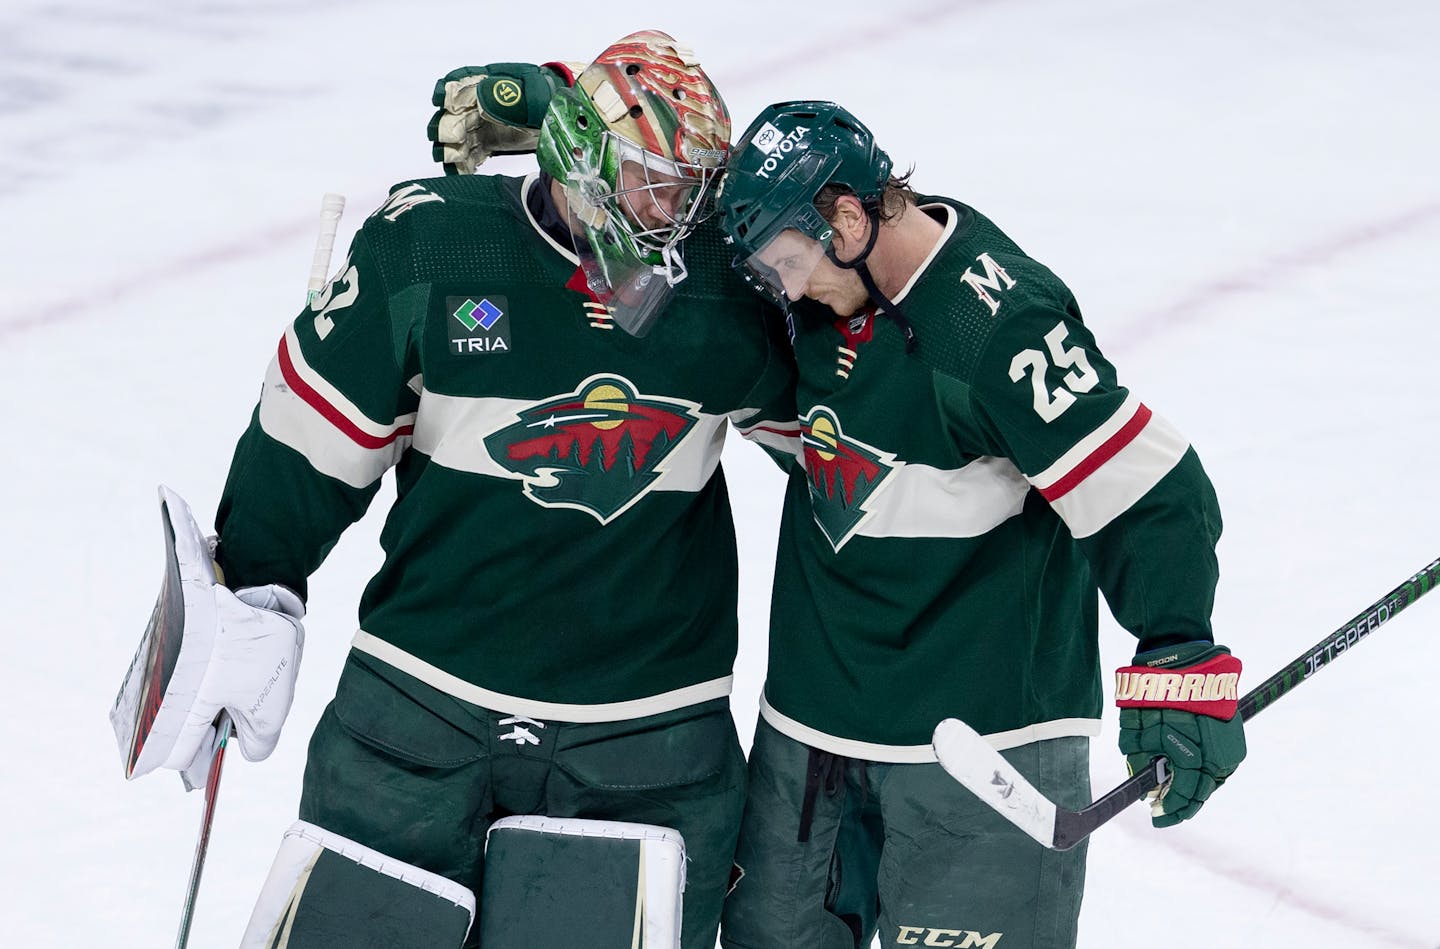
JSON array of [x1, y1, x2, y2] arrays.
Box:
[[296, 651, 746, 949]]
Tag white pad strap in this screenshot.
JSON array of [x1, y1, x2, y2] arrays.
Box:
[[242, 820, 475, 948]]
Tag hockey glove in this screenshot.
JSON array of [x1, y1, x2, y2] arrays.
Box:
[[427, 61, 579, 174], [204, 583, 306, 762], [1116, 641, 1246, 828], [177, 582, 305, 789]]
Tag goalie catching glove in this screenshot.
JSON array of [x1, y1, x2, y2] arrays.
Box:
[[1115, 641, 1246, 827], [427, 61, 581, 174], [110, 486, 305, 783]]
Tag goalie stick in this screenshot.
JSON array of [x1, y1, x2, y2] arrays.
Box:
[[112, 193, 346, 949], [933, 554, 1440, 851], [307, 193, 346, 305], [174, 711, 232, 949]]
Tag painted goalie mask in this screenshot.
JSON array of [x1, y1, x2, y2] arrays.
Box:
[[538, 30, 730, 336]]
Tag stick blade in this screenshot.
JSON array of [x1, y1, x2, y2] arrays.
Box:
[[932, 719, 1058, 849]]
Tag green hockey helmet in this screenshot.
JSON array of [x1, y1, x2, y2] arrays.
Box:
[[719, 101, 892, 308], [537, 30, 730, 334]]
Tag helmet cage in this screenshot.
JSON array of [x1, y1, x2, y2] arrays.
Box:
[[600, 130, 723, 263]]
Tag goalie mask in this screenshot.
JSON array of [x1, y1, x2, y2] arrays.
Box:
[[538, 30, 730, 335]]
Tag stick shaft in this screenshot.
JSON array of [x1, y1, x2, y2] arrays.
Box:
[[306, 193, 346, 303], [173, 713, 233, 949], [1054, 555, 1440, 847], [1238, 556, 1440, 719], [170, 194, 343, 942]]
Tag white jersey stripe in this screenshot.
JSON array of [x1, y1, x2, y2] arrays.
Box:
[[1030, 392, 1144, 492], [1043, 410, 1190, 538], [258, 354, 410, 489], [854, 455, 1029, 540], [760, 695, 1100, 762], [354, 632, 733, 722], [735, 417, 803, 464], [278, 326, 416, 443]]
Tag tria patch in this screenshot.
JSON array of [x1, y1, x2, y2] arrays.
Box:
[[801, 406, 897, 551], [483, 374, 701, 524], [448, 296, 511, 355]]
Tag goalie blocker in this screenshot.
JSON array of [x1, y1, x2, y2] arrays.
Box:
[[242, 817, 685, 949], [109, 485, 304, 785]]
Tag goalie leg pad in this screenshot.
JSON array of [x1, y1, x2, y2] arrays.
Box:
[[241, 820, 475, 949], [480, 816, 685, 949]]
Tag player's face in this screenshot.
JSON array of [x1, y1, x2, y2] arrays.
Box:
[[745, 225, 868, 315], [617, 160, 694, 232], [797, 197, 871, 316], [801, 254, 869, 316], [752, 229, 826, 302]]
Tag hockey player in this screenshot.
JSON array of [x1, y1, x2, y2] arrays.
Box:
[[711, 102, 1247, 949], [126, 32, 795, 949]]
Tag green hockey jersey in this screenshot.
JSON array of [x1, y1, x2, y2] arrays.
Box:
[[738, 197, 1223, 760], [215, 173, 794, 722]]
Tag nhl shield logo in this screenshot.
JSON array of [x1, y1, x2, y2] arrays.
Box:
[[802, 407, 896, 551], [485, 374, 701, 523]]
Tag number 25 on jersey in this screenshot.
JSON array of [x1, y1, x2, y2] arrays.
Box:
[[1008, 322, 1099, 422]]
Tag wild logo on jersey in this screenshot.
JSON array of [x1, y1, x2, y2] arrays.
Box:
[[802, 407, 896, 551], [484, 374, 701, 524]]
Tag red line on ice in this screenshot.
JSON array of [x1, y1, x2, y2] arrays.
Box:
[[0, 217, 316, 339], [1110, 202, 1440, 355]]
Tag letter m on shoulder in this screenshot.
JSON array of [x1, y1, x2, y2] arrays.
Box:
[[960, 253, 1016, 316]]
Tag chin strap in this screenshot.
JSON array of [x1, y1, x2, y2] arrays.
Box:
[[825, 205, 917, 354]]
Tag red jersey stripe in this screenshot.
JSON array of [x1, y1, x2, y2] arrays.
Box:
[[741, 424, 801, 438], [276, 336, 412, 450], [1039, 403, 1153, 502]]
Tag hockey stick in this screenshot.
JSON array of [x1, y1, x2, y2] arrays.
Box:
[[174, 712, 233, 949], [170, 193, 345, 948], [933, 554, 1440, 851], [307, 193, 346, 305]]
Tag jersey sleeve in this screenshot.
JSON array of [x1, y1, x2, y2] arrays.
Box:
[[214, 223, 420, 598], [945, 299, 1222, 650], [729, 309, 802, 473]]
